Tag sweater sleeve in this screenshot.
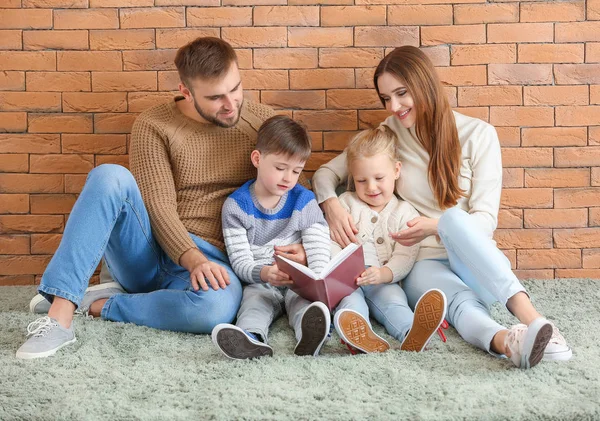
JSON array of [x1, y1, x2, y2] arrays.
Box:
[[129, 113, 197, 264], [300, 199, 331, 274], [385, 202, 420, 283], [311, 150, 349, 204], [221, 197, 264, 285]]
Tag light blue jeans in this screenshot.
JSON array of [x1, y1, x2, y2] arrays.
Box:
[[402, 207, 527, 354], [38, 164, 243, 334]]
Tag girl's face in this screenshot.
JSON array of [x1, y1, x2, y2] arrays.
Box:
[[350, 152, 401, 213], [377, 72, 416, 129]]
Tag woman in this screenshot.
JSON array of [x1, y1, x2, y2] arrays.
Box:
[[312, 46, 571, 369]]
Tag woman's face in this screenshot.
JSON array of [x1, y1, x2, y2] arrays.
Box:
[[377, 72, 416, 129]]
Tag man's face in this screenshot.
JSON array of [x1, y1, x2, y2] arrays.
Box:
[[185, 62, 244, 128]]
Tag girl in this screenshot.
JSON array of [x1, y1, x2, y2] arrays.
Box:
[[332, 127, 447, 354], [313, 46, 571, 369]]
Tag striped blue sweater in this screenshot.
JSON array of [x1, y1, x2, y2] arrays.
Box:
[[222, 180, 330, 285]]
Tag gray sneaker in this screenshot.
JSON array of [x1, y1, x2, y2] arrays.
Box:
[[16, 316, 76, 359], [77, 281, 125, 316], [29, 294, 51, 314]]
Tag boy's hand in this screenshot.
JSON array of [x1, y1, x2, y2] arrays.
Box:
[[274, 244, 307, 265], [261, 264, 293, 287], [356, 266, 393, 286]]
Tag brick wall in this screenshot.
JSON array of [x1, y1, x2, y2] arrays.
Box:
[[1, 0, 599, 285]]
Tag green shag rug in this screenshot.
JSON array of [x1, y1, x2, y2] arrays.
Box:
[[1, 280, 599, 421]]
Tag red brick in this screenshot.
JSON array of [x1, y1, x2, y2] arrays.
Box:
[[590, 127, 600, 145], [323, 131, 359, 150], [223, 27, 287, 48], [556, 106, 600, 126], [355, 26, 419, 47], [502, 168, 523, 188], [290, 69, 354, 89], [513, 270, 554, 280], [0, 0, 22, 6], [496, 127, 520, 147], [488, 23, 553, 43], [445, 86, 457, 107], [128, 92, 174, 112], [54, 9, 118, 30], [0, 215, 63, 234], [122, 50, 176, 71], [225, 0, 285, 5], [454, 3, 518, 24], [30, 154, 93, 174], [452, 107, 488, 121], [458, 86, 521, 106], [555, 146, 600, 168], [22, 30, 87, 51], [92, 71, 157, 92], [254, 49, 317, 69], [63, 93, 127, 113], [319, 48, 383, 68], [388, 5, 451, 25], [521, 1, 585, 22], [26, 72, 90, 92], [288, 28, 352, 47], [502, 249, 517, 269], [28, 113, 92, 134], [0, 235, 29, 255], [288, 0, 349, 4], [0, 71, 25, 91], [590, 0, 600, 20], [592, 85, 600, 104], [57, 51, 121, 72], [555, 22, 600, 42], [524, 86, 588, 106], [518, 44, 584, 64], [0, 194, 29, 214], [261, 90, 325, 110], [321, 6, 385, 26], [90, 0, 153, 5], [156, 0, 218, 4], [94, 113, 138, 134], [494, 229, 552, 249], [0, 255, 52, 276], [593, 168, 600, 186], [355, 68, 376, 89], [554, 228, 600, 248], [0, 112, 27, 132], [62, 134, 126, 154], [501, 147, 553, 167], [327, 89, 382, 110], [120, 7, 185, 29], [0, 92, 61, 112], [0, 134, 59, 154], [556, 268, 600, 278], [588, 43, 600, 63], [435, 66, 487, 86], [294, 110, 356, 131], [0, 30, 23, 49], [525, 168, 589, 188], [358, 110, 389, 129], [591, 208, 600, 226], [255, 6, 319, 26], [517, 249, 581, 270], [30, 194, 77, 214], [0, 9, 52, 29], [555, 64, 600, 85], [498, 209, 522, 229], [155, 28, 220, 49], [488, 64, 552, 85], [0, 52, 56, 71], [555, 188, 600, 209], [0, 274, 35, 285], [421, 25, 485, 46], [451, 44, 516, 65], [185, 7, 252, 27], [239, 70, 288, 90], [23, 0, 87, 5], [524, 209, 588, 228], [0, 174, 63, 193], [420, 46, 451, 67], [30, 233, 62, 255], [95, 154, 129, 168], [0, 154, 28, 172], [305, 152, 341, 171], [490, 107, 554, 127], [90, 29, 155, 50], [583, 249, 600, 268], [64, 174, 86, 194], [500, 188, 553, 209]]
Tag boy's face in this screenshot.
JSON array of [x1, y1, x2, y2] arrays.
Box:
[[251, 151, 306, 198]]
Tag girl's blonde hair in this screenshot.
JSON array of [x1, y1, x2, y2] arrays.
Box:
[[346, 126, 400, 191]]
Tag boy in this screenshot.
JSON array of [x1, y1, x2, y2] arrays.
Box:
[[212, 115, 331, 359]]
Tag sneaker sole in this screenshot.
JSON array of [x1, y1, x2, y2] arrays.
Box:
[[401, 289, 447, 352], [15, 337, 77, 360], [213, 327, 272, 360], [335, 310, 390, 354], [522, 319, 553, 369], [294, 304, 330, 356], [29, 294, 50, 314]]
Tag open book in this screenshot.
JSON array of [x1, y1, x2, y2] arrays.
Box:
[[274, 243, 365, 311]]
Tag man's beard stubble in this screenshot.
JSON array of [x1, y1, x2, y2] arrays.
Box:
[[193, 98, 244, 129]]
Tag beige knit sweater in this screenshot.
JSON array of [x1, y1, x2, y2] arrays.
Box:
[[130, 98, 289, 264]]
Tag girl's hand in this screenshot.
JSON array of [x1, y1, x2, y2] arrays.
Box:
[[356, 266, 393, 286], [390, 217, 439, 247], [261, 264, 293, 287], [321, 197, 358, 247]]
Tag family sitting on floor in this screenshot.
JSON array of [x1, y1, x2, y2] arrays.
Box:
[[18, 37, 572, 370]]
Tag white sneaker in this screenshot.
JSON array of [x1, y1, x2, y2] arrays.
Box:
[[543, 321, 572, 361], [16, 316, 76, 359], [505, 317, 553, 369]]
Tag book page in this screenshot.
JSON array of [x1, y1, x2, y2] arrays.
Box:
[[276, 254, 318, 280], [321, 242, 360, 278]]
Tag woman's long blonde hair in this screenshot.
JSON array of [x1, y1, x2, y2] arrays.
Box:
[[374, 46, 463, 209]]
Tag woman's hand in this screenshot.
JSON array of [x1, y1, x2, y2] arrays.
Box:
[[321, 197, 358, 247], [274, 244, 307, 265], [260, 264, 293, 287], [390, 217, 439, 247], [356, 266, 393, 286]]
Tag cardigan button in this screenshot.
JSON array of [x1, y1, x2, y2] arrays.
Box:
[[371, 216, 378, 223], [383, 260, 388, 265], [376, 237, 384, 244]]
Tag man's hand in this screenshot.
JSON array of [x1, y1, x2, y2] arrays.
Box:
[[180, 248, 230, 291], [274, 244, 307, 265], [356, 266, 393, 286], [390, 217, 439, 247], [260, 264, 293, 287], [321, 197, 358, 247]]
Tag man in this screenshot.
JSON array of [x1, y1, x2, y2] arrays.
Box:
[[17, 37, 305, 359]]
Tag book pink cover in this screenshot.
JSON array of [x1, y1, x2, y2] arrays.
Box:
[[274, 245, 365, 311]]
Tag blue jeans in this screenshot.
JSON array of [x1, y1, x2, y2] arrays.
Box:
[[38, 164, 242, 334], [402, 207, 526, 354]]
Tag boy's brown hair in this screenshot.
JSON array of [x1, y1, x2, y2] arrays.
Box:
[[256, 116, 312, 162], [174, 37, 238, 89]]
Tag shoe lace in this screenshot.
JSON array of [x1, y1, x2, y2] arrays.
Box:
[[26, 316, 57, 338], [547, 322, 565, 345], [506, 324, 528, 352]]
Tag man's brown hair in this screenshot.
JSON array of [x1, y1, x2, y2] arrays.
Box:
[[174, 37, 238, 89], [256, 116, 312, 162]]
